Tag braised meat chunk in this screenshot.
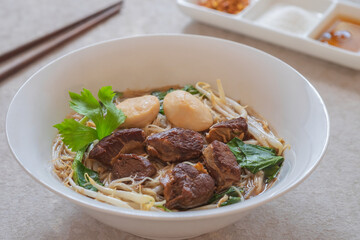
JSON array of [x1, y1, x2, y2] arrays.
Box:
[[146, 128, 204, 162], [206, 117, 248, 143], [203, 140, 241, 191], [111, 154, 156, 181], [89, 128, 146, 166], [162, 163, 215, 210]]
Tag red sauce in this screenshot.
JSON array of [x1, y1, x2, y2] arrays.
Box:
[[198, 0, 249, 14], [317, 17, 360, 53]]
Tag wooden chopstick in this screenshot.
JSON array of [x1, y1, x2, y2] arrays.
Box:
[[0, 1, 123, 82]]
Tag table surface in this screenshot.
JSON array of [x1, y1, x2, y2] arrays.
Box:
[[1, 1, 359, 239]]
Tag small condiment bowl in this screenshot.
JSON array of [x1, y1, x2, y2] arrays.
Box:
[[6, 34, 329, 239]]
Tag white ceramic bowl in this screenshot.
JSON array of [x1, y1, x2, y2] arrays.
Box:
[[6, 35, 329, 240]]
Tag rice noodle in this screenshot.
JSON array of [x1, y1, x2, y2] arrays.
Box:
[[144, 113, 172, 136], [87, 174, 155, 210], [52, 81, 285, 211], [195, 81, 284, 153], [68, 174, 133, 209]]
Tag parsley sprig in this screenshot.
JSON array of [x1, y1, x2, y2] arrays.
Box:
[[54, 86, 126, 151]]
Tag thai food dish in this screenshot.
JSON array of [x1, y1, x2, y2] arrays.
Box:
[[52, 81, 287, 212]]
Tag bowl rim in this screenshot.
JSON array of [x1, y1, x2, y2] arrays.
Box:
[[6, 34, 330, 220]]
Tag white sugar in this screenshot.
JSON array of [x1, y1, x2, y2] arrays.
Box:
[[256, 5, 320, 35]]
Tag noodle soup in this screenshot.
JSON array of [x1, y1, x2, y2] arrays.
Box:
[[52, 81, 286, 212]]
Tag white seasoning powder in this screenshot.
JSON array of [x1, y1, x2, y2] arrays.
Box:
[[256, 5, 319, 35]]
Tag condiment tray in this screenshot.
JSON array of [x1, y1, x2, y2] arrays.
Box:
[[177, 0, 360, 70]]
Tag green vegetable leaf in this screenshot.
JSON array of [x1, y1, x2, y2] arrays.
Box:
[[53, 119, 98, 151], [151, 88, 175, 115], [97, 86, 126, 139], [151, 88, 174, 101], [56, 86, 125, 151], [220, 196, 242, 207], [159, 106, 164, 115], [155, 205, 172, 212], [113, 91, 123, 100], [151, 85, 201, 115], [208, 186, 243, 204], [72, 147, 102, 191], [227, 138, 284, 178], [69, 88, 104, 126], [263, 164, 281, 182], [182, 84, 201, 95]]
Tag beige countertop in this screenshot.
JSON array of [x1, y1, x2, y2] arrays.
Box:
[[1, 0, 359, 239]]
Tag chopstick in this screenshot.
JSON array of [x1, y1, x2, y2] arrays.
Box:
[[0, 1, 123, 82]]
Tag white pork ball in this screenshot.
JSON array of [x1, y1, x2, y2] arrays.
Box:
[[116, 95, 160, 128], [163, 90, 213, 131]]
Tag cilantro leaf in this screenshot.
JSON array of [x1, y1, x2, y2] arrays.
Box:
[[97, 86, 126, 139], [69, 89, 104, 126], [53, 119, 98, 151], [227, 138, 284, 179], [56, 86, 126, 151]]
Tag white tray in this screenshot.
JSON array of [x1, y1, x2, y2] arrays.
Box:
[[177, 0, 360, 70]]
